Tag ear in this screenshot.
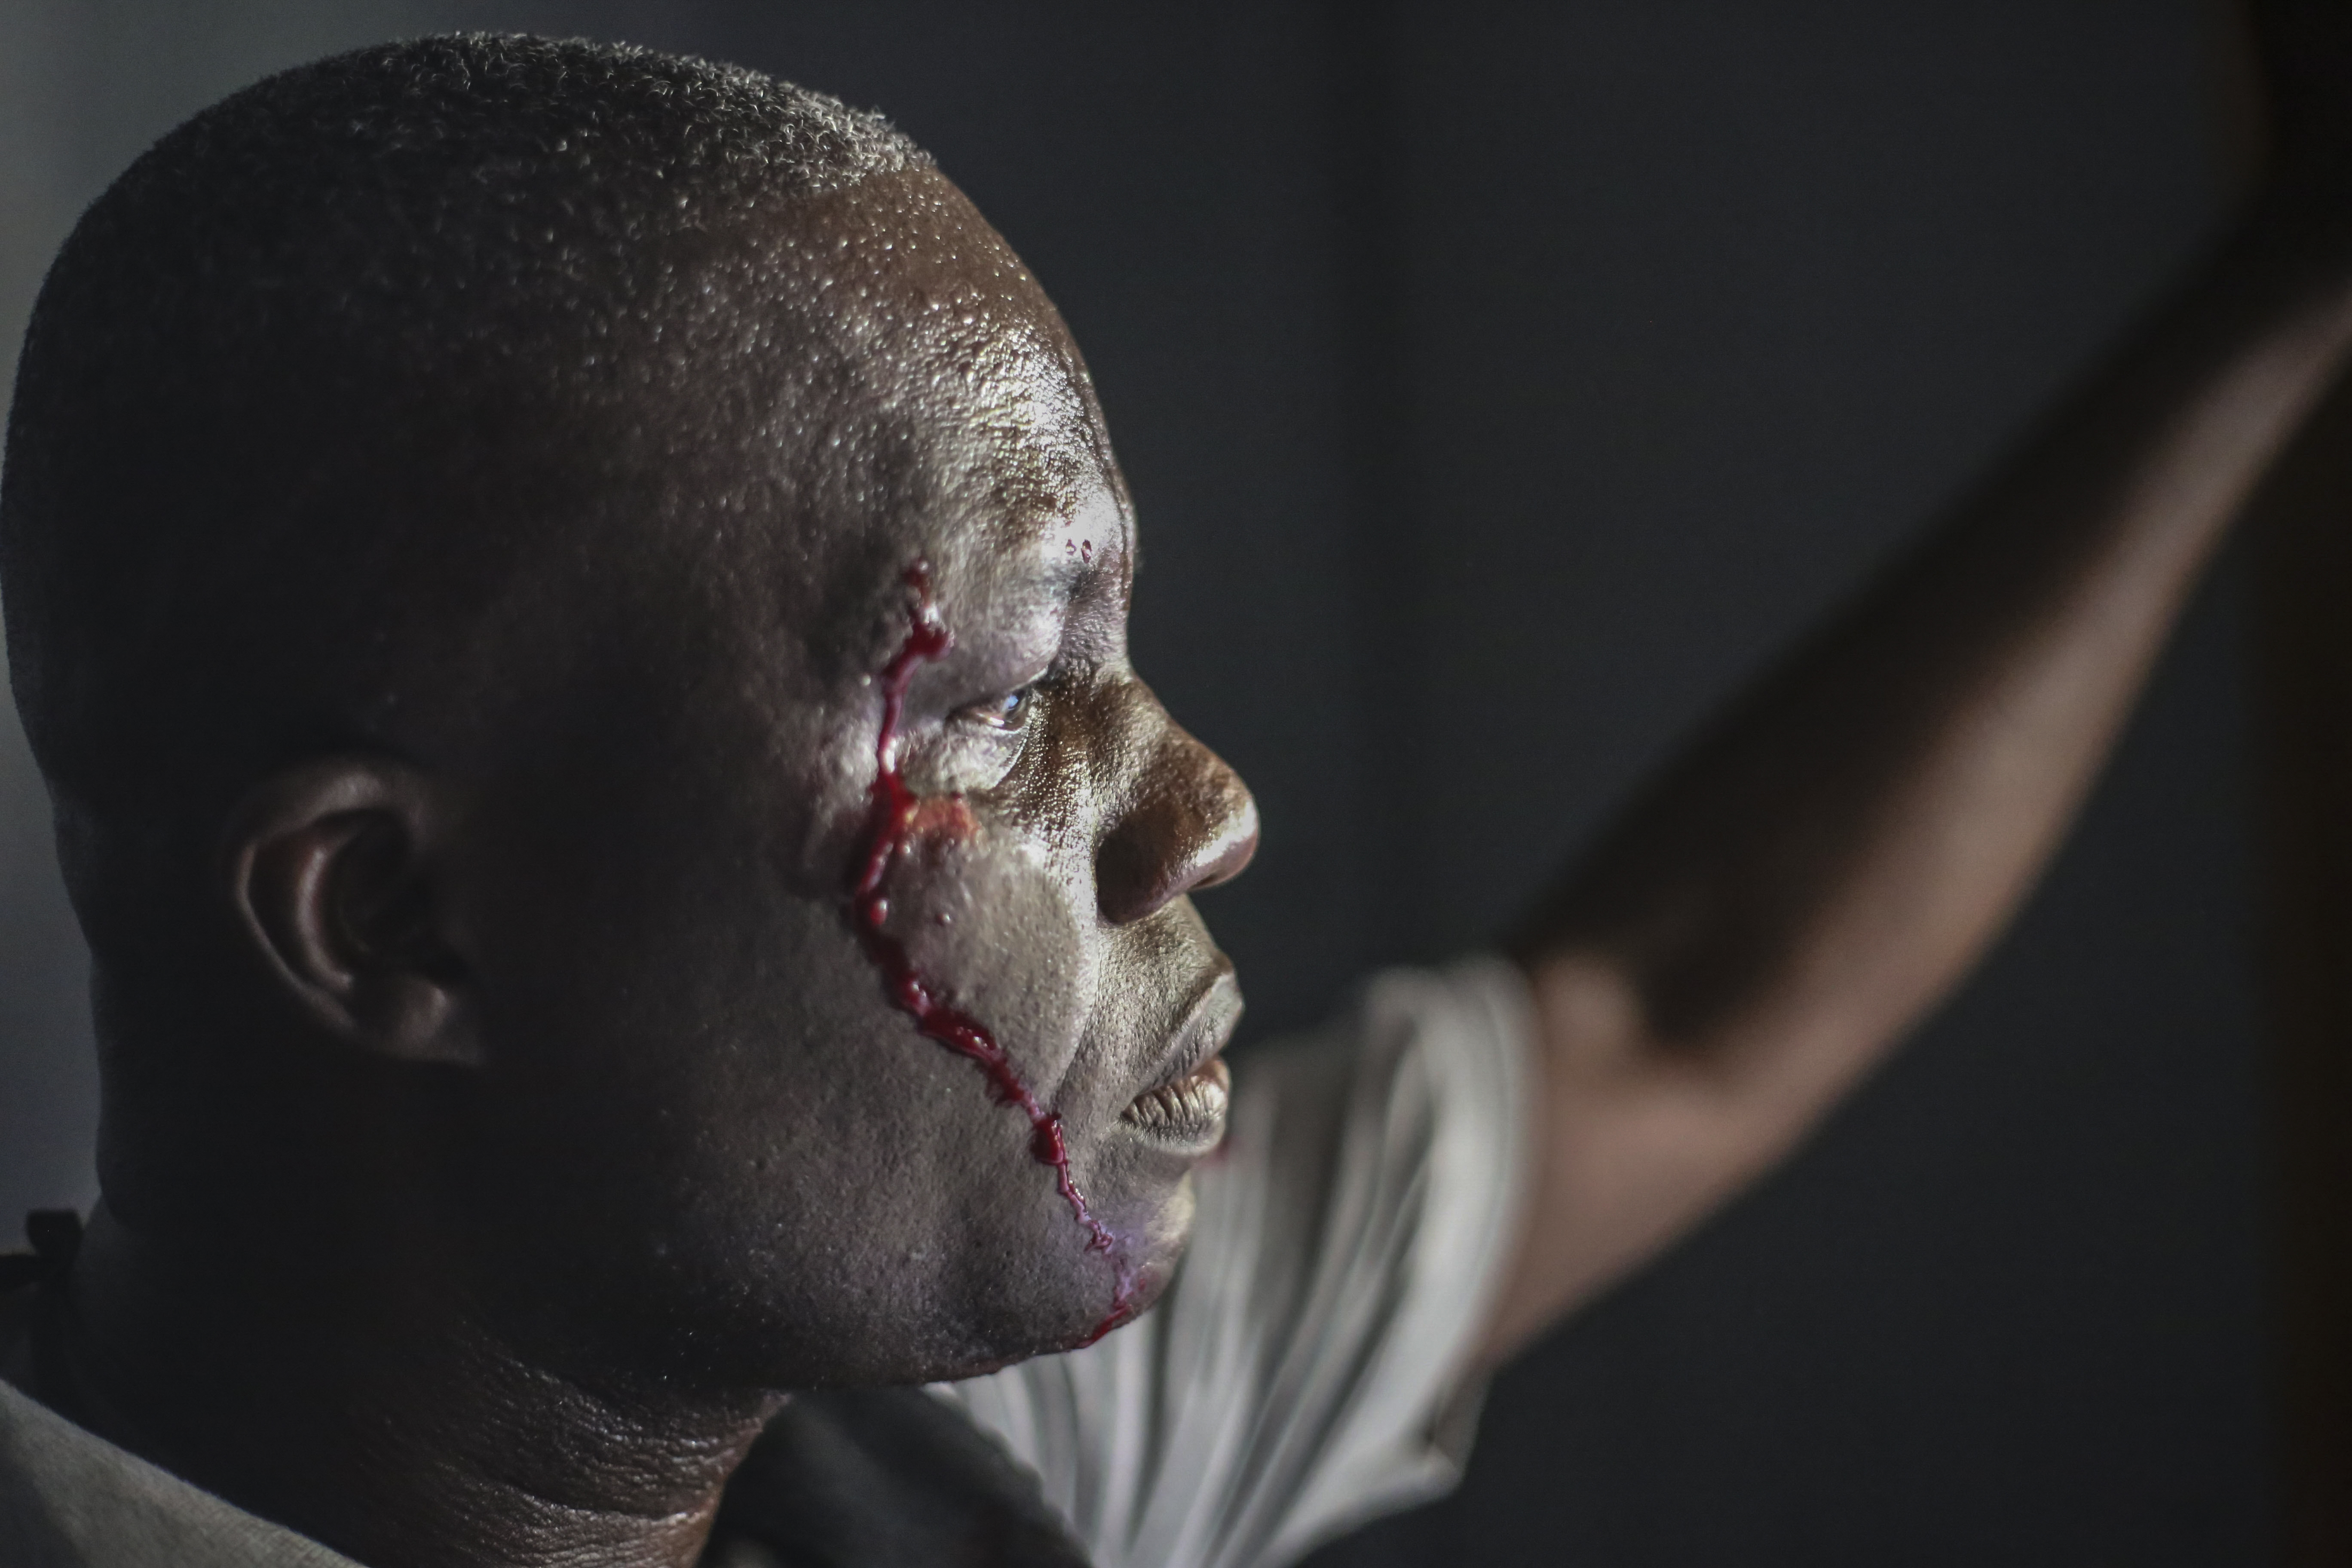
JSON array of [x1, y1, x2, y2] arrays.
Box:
[[223, 758, 480, 1067]]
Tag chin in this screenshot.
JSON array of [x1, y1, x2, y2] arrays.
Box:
[[935, 1179, 1194, 1375]]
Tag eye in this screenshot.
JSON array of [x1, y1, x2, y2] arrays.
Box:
[[962, 683, 1038, 732]]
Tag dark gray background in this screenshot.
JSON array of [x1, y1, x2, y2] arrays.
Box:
[[0, 2, 2275, 1562]]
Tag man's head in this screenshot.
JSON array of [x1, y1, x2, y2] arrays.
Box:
[[1, 36, 1255, 1391]]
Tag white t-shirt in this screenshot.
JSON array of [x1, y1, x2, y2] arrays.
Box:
[[943, 957, 1537, 1568], [0, 959, 1536, 1568]]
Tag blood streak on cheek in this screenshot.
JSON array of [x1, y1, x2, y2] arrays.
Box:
[[849, 562, 1137, 1347]]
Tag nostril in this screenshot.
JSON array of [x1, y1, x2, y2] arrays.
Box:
[[1095, 830, 1164, 927]]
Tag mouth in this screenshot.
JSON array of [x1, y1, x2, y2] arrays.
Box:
[[1121, 967, 1241, 1155], [1123, 1055, 1232, 1151]]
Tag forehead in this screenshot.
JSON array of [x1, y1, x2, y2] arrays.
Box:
[[708, 168, 1131, 653]]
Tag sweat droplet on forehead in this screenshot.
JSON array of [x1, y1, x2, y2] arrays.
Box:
[[788, 170, 1116, 524]]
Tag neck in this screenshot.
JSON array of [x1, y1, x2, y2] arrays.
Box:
[[43, 1201, 778, 1568]]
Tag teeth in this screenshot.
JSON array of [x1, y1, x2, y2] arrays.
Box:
[[1123, 1058, 1231, 1141]]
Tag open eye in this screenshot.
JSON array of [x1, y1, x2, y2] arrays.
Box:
[[962, 683, 1037, 732]]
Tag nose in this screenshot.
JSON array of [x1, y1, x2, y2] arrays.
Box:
[[1096, 697, 1259, 928]]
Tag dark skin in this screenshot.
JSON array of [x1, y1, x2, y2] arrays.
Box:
[[45, 170, 1255, 1566], [24, 11, 2352, 1567]]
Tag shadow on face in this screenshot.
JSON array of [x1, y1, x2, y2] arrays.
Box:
[[211, 165, 1263, 1392], [7, 36, 1264, 1394]]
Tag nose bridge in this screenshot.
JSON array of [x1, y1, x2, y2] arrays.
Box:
[[1094, 679, 1258, 928]]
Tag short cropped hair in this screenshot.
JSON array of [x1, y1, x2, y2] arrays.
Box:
[[0, 35, 924, 900]]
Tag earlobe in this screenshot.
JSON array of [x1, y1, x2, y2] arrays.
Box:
[[224, 759, 480, 1067]]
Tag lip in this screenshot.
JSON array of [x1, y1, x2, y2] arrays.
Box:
[[1121, 964, 1242, 1154]]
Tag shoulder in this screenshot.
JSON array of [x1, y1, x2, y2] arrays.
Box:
[[0, 1254, 359, 1568]]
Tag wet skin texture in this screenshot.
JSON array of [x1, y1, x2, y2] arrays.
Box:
[[441, 168, 1259, 1390], [855, 564, 1145, 1348], [3, 49, 1259, 1556]]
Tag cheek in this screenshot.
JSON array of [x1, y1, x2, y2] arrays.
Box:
[[503, 865, 1108, 1383], [516, 706, 1201, 1372], [876, 800, 1102, 1094]]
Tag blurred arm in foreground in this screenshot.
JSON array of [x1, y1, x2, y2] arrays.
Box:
[[1482, 0, 2352, 1361]]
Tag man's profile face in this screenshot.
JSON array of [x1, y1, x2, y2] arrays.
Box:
[[428, 166, 1257, 1390]]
